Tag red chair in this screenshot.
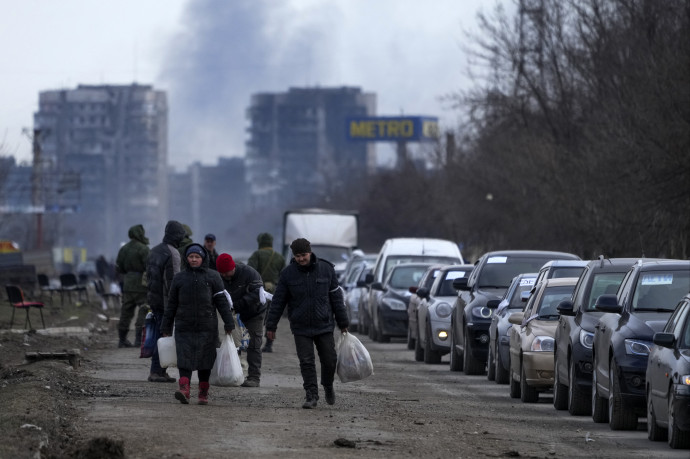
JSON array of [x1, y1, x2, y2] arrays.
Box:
[[6, 285, 46, 329]]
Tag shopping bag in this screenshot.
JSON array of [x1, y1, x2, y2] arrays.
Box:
[[157, 336, 177, 368], [210, 335, 245, 387], [140, 311, 156, 358], [336, 332, 374, 383], [236, 315, 250, 351]]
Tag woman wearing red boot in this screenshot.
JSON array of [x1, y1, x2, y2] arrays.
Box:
[[161, 243, 235, 405]]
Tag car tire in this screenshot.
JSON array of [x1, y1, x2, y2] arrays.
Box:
[[406, 325, 415, 350], [463, 329, 484, 375], [495, 343, 510, 384], [509, 366, 521, 399], [423, 321, 442, 364], [647, 386, 667, 441], [449, 327, 463, 372], [568, 359, 590, 416], [553, 360, 568, 410], [668, 392, 690, 449], [487, 342, 496, 381], [414, 323, 424, 362], [591, 357, 609, 423], [520, 362, 539, 403], [368, 317, 376, 340], [608, 360, 637, 430]]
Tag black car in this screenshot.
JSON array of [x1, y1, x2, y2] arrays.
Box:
[[592, 260, 690, 430], [647, 293, 690, 449], [554, 257, 638, 415], [487, 272, 536, 384], [450, 250, 580, 375], [369, 262, 433, 343]]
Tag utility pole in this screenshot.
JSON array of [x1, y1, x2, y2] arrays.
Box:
[[24, 128, 45, 249]]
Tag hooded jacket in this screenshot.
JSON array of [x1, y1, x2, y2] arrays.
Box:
[[266, 253, 348, 337], [247, 233, 286, 292], [161, 243, 234, 371], [146, 220, 186, 314], [115, 224, 150, 293]]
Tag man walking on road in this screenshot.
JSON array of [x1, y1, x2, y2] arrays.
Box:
[[266, 238, 349, 409], [145, 220, 186, 383], [217, 253, 266, 387], [247, 232, 285, 353], [115, 224, 150, 348], [203, 233, 219, 271]]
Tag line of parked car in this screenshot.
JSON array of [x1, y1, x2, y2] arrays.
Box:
[[338, 242, 690, 450]]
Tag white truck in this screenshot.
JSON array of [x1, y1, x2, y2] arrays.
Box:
[[282, 208, 359, 273]]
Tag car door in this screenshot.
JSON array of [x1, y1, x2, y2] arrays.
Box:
[[511, 282, 542, 378]]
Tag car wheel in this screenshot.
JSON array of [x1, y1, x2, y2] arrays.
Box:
[[591, 357, 608, 423], [359, 309, 369, 335], [647, 385, 667, 441], [368, 316, 376, 340], [520, 361, 539, 403], [414, 323, 424, 362], [406, 324, 415, 350], [509, 365, 521, 399], [463, 329, 484, 375], [568, 358, 590, 416], [668, 391, 690, 449], [608, 359, 637, 430], [449, 327, 463, 372], [495, 343, 509, 385], [423, 321, 442, 364], [487, 342, 496, 381], [553, 359, 568, 410]]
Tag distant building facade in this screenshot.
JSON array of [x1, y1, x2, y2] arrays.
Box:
[[245, 86, 376, 209], [33, 84, 168, 259]]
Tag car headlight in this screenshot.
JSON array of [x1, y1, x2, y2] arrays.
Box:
[[472, 305, 492, 319], [624, 339, 652, 356], [579, 330, 594, 349], [382, 298, 406, 311], [436, 302, 452, 318], [531, 336, 555, 352], [680, 375, 690, 385]]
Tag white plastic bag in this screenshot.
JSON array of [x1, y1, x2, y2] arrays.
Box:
[[336, 332, 374, 383], [259, 287, 273, 305], [209, 335, 245, 387], [157, 336, 177, 368]]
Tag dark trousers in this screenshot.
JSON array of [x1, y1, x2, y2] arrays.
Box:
[[150, 312, 164, 375], [293, 332, 337, 395], [118, 290, 148, 332], [244, 312, 265, 381], [179, 368, 211, 383]]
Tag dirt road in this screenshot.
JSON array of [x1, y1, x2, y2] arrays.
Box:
[[1, 325, 688, 458]]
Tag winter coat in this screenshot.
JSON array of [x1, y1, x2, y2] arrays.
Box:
[[161, 243, 234, 371], [221, 263, 265, 321], [247, 246, 286, 293], [266, 253, 348, 337], [115, 224, 150, 294], [146, 220, 186, 314]]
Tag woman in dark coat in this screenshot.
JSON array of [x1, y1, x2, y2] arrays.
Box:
[[161, 243, 235, 405]]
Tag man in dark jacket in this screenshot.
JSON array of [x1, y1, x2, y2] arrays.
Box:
[[266, 238, 349, 409], [145, 220, 186, 383], [115, 224, 150, 348], [247, 232, 286, 353], [203, 233, 219, 271], [217, 253, 265, 387]]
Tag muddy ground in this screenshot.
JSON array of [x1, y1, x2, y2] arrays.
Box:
[[0, 296, 687, 459]]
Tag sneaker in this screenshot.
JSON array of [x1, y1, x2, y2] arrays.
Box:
[[302, 392, 318, 409], [148, 373, 168, 383], [262, 343, 273, 353], [241, 379, 260, 387], [324, 385, 335, 405], [161, 371, 177, 383]]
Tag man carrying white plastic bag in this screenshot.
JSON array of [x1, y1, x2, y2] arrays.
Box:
[[336, 331, 374, 383]]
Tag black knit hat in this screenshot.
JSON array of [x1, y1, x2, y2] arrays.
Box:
[[185, 244, 206, 258], [290, 238, 311, 255]]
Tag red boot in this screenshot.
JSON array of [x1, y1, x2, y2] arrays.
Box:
[[198, 382, 210, 405], [175, 377, 190, 404]]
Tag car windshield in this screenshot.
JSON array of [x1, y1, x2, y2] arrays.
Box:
[[478, 256, 571, 289], [437, 269, 469, 296], [508, 278, 536, 309], [422, 270, 441, 289], [584, 272, 627, 311], [388, 265, 430, 290], [551, 266, 585, 279], [384, 256, 459, 281], [632, 270, 690, 313], [537, 285, 575, 318]]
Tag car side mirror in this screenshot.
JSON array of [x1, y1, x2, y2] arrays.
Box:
[[416, 287, 430, 299], [653, 332, 675, 348], [452, 277, 469, 291], [594, 294, 622, 314], [371, 282, 385, 291], [557, 299, 575, 316], [508, 311, 524, 325], [486, 299, 501, 309], [365, 273, 374, 284]]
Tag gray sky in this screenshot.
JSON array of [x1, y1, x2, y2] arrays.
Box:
[[1, 0, 501, 170]]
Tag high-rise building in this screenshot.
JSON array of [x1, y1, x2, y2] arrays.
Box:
[[33, 84, 168, 259], [245, 86, 376, 209]]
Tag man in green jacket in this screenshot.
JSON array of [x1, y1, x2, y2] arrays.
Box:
[[115, 224, 150, 348]]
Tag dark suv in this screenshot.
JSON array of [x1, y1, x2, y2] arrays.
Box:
[[591, 259, 690, 430], [553, 257, 638, 415], [449, 250, 580, 375]]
